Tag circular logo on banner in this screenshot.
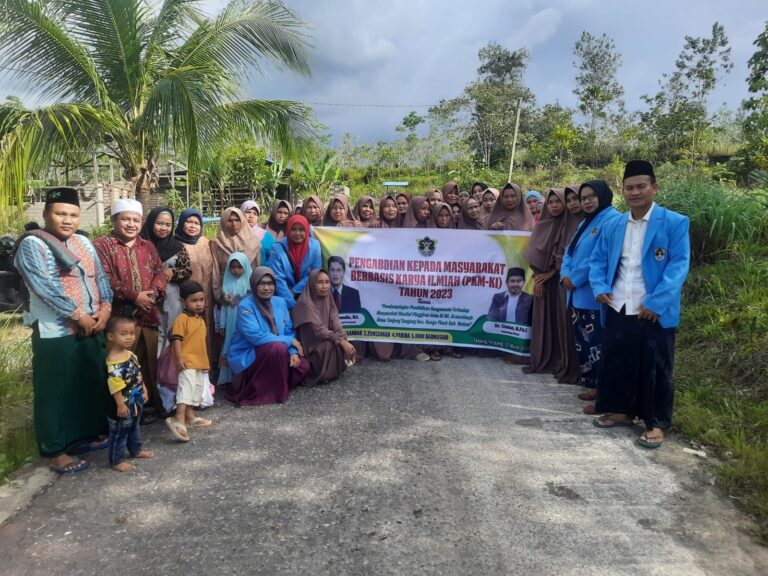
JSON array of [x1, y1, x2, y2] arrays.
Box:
[[417, 237, 437, 257]]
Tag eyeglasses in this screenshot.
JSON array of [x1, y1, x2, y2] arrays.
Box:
[[256, 280, 275, 287], [580, 194, 597, 202]]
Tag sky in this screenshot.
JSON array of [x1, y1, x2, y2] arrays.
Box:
[[2, 0, 766, 145]]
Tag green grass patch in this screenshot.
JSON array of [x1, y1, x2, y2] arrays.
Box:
[[0, 314, 35, 480], [675, 246, 768, 539]]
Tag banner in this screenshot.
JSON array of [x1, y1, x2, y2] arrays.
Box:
[[313, 227, 534, 356]]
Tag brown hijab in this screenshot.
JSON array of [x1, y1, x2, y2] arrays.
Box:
[[428, 202, 454, 228], [456, 197, 486, 230], [441, 181, 460, 203], [266, 199, 293, 239], [486, 183, 535, 232], [322, 194, 357, 227], [377, 194, 402, 228], [249, 266, 278, 335], [402, 196, 430, 228], [426, 188, 442, 203], [212, 207, 261, 265], [353, 195, 379, 227], [292, 269, 346, 341], [523, 188, 568, 272], [554, 184, 584, 268], [303, 195, 325, 226]]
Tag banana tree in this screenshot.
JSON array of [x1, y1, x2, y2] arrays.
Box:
[[0, 0, 316, 219]]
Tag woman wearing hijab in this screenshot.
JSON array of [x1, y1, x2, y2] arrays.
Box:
[[375, 195, 402, 229], [270, 214, 322, 310], [211, 207, 261, 304], [456, 197, 486, 230], [426, 188, 443, 208], [524, 191, 544, 222], [522, 189, 571, 375], [323, 193, 358, 227], [480, 188, 499, 220], [302, 195, 325, 227], [293, 269, 357, 385], [140, 208, 192, 352], [402, 196, 431, 228], [173, 209, 216, 368], [225, 267, 310, 405], [486, 183, 535, 232], [217, 252, 253, 386], [553, 184, 585, 385], [261, 199, 292, 265], [353, 195, 379, 228], [441, 181, 460, 205], [560, 180, 620, 412], [240, 200, 266, 241], [395, 192, 411, 217], [471, 182, 488, 203], [428, 202, 455, 229]]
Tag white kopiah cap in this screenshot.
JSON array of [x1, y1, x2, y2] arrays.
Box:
[[113, 198, 143, 217]]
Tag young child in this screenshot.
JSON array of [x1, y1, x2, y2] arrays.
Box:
[[217, 252, 252, 386], [105, 316, 155, 472], [166, 281, 212, 442]]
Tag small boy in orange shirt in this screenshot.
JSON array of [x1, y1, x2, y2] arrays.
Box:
[[165, 281, 212, 442]]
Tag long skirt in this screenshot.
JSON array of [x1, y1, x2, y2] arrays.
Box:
[[524, 275, 563, 375], [571, 308, 604, 388], [555, 297, 581, 384], [225, 342, 310, 406], [304, 339, 347, 386], [596, 307, 676, 430], [32, 325, 108, 457]]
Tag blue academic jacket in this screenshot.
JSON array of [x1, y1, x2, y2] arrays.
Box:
[[560, 206, 621, 310], [227, 295, 298, 375], [269, 237, 322, 309], [588, 204, 690, 329]]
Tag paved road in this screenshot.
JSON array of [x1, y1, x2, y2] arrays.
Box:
[[1, 356, 766, 576]]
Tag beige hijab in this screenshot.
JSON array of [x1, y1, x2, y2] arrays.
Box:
[[322, 194, 357, 227], [212, 207, 261, 264], [292, 269, 346, 341], [353, 195, 379, 228], [486, 183, 535, 231], [303, 195, 325, 226], [377, 195, 402, 228]]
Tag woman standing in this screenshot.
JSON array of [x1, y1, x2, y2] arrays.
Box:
[[353, 195, 379, 227], [486, 183, 535, 232], [270, 215, 322, 309], [375, 195, 402, 229], [240, 200, 266, 241], [293, 269, 357, 386], [522, 189, 569, 375], [302, 195, 325, 227], [225, 267, 310, 405], [456, 197, 486, 230], [441, 181, 460, 205], [428, 202, 455, 229], [261, 199, 292, 265], [402, 196, 431, 229], [560, 180, 620, 411], [322, 194, 357, 227], [395, 192, 411, 217], [480, 188, 499, 220]]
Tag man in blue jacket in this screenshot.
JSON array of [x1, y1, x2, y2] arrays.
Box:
[[589, 160, 690, 449]]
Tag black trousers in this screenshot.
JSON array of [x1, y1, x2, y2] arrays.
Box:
[[596, 307, 676, 430]]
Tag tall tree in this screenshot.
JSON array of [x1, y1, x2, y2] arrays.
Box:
[[0, 0, 315, 217], [572, 32, 624, 132], [641, 22, 733, 162], [734, 21, 768, 173]]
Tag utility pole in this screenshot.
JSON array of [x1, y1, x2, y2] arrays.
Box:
[[93, 153, 104, 224], [508, 98, 523, 183]]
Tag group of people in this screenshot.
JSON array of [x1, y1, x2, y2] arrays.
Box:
[[12, 159, 689, 475]]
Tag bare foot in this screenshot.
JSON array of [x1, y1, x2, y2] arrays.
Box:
[[132, 450, 155, 458], [112, 462, 135, 472]]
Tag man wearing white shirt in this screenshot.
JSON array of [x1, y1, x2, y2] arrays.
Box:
[[589, 160, 691, 449]]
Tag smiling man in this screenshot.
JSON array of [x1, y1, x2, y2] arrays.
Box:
[[589, 160, 691, 449], [487, 267, 533, 325], [94, 199, 167, 420], [14, 188, 114, 474]]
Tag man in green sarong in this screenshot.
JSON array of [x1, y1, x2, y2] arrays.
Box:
[[14, 188, 113, 473]]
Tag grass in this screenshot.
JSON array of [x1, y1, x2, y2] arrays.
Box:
[[0, 314, 35, 480], [674, 245, 768, 540]]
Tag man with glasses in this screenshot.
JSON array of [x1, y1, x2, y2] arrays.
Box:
[[588, 161, 691, 449]]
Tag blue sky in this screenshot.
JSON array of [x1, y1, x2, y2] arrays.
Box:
[[3, 0, 766, 144]]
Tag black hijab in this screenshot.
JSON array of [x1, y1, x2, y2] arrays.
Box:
[[174, 208, 204, 245], [567, 180, 614, 256], [141, 207, 183, 261]]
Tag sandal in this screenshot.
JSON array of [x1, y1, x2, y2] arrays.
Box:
[[429, 350, 442, 361], [186, 416, 212, 429], [639, 432, 664, 449], [49, 458, 89, 474], [593, 414, 634, 428], [67, 438, 110, 455], [448, 350, 463, 359], [165, 417, 190, 442]]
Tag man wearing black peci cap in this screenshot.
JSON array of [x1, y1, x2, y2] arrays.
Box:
[[588, 161, 691, 449]]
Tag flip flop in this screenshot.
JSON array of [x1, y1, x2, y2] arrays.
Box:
[[67, 438, 110, 455], [165, 417, 190, 442], [49, 458, 89, 474], [639, 433, 664, 449], [429, 351, 442, 361], [448, 350, 464, 359], [186, 417, 212, 429], [593, 414, 634, 428]]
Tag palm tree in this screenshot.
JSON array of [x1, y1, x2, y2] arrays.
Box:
[[0, 0, 315, 222]]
